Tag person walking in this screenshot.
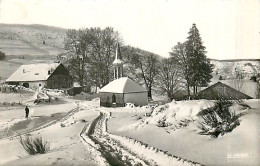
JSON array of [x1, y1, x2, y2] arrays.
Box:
[[25, 106, 29, 118]]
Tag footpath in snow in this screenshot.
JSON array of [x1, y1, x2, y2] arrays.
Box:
[[81, 108, 202, 166]]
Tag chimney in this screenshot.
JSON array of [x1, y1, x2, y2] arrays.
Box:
[[23, 69, 25, 73]]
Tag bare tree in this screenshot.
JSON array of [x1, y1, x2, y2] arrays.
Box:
[[64, 27, 122, 89], [86, 27, 122, 88], [131, 52, 160, 100], [156, 57, 183, 100], [64, 29, 89, 86], [170, 42, 192, 97], [233, 68, 245, 91]]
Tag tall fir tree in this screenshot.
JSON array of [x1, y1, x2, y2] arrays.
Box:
[[185, 23, 212, 94]]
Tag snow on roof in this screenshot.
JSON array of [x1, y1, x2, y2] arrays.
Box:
[[99, 77, 147, 93], [209, 79, 257, 98], [6, 63, 60, 82], [222, 80, 257, 98]]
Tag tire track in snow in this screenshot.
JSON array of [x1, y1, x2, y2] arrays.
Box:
[[81, 112, 151, 166], [83, 110, 203, 166]]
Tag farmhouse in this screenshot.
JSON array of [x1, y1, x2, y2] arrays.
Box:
[[196, 81, 253, 100], [171, 78, 258, 100], [99, 43, 148, 107], [5, 63, 73, 90]]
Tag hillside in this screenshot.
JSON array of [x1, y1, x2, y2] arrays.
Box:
[[210, 59, 260, 79], [0, 24, 66, 48], [0, 23, 259, 83]]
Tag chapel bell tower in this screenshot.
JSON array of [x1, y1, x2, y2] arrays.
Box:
[[113, 43, 123, 79]]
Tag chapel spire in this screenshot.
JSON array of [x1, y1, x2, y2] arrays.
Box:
[[113, 43, 123, 79]]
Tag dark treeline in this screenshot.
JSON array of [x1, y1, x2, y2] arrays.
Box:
[[61, 24, 212, 100]]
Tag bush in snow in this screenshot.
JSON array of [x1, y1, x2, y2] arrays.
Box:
[[198, 97, 245, 138], [136, 116, 142, 120], [19, 135, 50, 155], [145, 112, 152, 117], [60, 123, 65, 127], [157, 118, 171, 127], [177, 119, 194, 128], [235, 99, 251, 109]]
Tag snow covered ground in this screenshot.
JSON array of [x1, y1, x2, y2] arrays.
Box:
[[0, 100, 78, 138], [107, 99, 260, 166], [1, 95, 259, 166], [0, 99, 103, 165]]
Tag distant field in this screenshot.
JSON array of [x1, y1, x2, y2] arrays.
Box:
[[0, 39, 61, 58], [0, 23, 67, 48], [0, 61, 20, 83]]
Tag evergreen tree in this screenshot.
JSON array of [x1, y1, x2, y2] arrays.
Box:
[[185, 23, 212, 94], [219, 75, 223, 80]]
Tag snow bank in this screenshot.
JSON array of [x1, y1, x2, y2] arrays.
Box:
[[145, 100, 214, 127], [101, 110, 201, 166], [107, 99, 260, 166], [136, 100, 214, 130], [107, 106, 150, 113]]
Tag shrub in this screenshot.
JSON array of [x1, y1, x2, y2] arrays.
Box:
[[80, 119, 86, 123], [0, 51, 6, 60], [198, 97, 245, 138], [157, 118, 171, 127], [60, 123, 65, 127], [19, 136, 50, 155]]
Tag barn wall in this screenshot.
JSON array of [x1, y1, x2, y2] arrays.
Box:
[[197, 83, 252, 100], [46, 64, 73, 89], [124, 92, 148, 106]]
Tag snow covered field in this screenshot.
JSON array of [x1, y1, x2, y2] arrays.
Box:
[[107, 99, 260, 166], [0, 95, 259, 166]]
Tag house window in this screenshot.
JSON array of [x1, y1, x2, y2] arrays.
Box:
[[23, 83, 29, 88]]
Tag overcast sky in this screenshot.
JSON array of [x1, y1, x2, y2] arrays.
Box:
[[0, 0, 259, 59]]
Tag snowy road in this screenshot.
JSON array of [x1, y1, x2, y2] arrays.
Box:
[[0, 107, 79, 140], [81, 110, 203, 166], [1, 100, 204, 165]]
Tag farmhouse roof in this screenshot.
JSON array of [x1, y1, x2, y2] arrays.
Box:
[[99, 77, 147, 93], [198, 81, 253, 99], [6, 63, 61, 82], [209, 79, 257, 98]]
